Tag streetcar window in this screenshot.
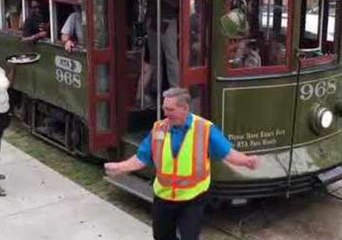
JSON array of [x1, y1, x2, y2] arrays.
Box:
[[2, 0, 22, 31], [223, 0, 289, 69], [21, 0, 50, 40], [53, 2, 85, 48], [93, 0, 108, 49], [53, 3, 74, 41], [97, 102, 110, 132], [96, 64, 110, 94], [189, 0, 208, 67], [95, 63, 110, 131], [299, 0, 336, 59]]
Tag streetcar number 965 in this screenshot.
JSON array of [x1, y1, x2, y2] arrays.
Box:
[[300, 79, 337, 101]]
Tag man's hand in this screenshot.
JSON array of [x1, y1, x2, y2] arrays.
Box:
[[223, 150, 260, 170], [21, 35, 36, 42], [244, 155, 259, 170], [21, 31, 47, 43], [65, 40, 75, 52], [104, 162, 122, 177], [104, 155, 146, 178], [39, 22, 49, 32]]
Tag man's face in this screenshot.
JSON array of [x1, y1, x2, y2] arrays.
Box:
[[31, 1, 40, 15], [162, 97, 189, 126]]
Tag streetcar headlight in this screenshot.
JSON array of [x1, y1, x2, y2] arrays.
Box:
[[311, 105, 334, 133], [319, 109, 333, 129]]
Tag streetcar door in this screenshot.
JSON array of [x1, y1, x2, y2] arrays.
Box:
[[180, 0, 211, 115], [87, 1, 117, 151]]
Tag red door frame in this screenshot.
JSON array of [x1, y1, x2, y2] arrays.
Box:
[[180, 0, 211, 114], [86, 0, 118, 151], [180, 0, 210, 87]]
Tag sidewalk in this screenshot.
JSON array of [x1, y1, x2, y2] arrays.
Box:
[[0, 141, 152, 240]]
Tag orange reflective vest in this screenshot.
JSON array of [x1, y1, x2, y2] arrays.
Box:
[[151, 114, 212, 201]]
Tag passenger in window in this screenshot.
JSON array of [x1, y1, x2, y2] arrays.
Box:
[[243, 40, 261, 68], [61, 5, 83, 52], [146, 0, 179, 88], [268, 39, 286, 65], [221, 0, 249, 39], [221, 0, 256, 68], [5, 1, 21, 30], [21, 0, 49, 43]]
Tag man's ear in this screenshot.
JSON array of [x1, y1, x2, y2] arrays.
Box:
[[183, 103, 190, 112]]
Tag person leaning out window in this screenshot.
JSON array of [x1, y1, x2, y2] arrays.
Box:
[[21, 0, 49, 43]]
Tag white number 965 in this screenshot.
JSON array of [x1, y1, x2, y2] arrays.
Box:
[[300, 79, 336, 101]]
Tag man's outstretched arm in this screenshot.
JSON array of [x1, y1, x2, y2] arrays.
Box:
[[222, 149, 259, 170], [104, 155, 146, 177]]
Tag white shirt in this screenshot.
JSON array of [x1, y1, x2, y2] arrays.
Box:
[[61, 12, 83, 45], [0, 67, 10, 113]]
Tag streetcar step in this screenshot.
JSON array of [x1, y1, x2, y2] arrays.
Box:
[[317, 166, 342, 185], [104, 174, 153, 203]]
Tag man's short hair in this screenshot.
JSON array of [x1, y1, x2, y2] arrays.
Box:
[[31, 0, 39, 7], [163, 88, 191, 106]]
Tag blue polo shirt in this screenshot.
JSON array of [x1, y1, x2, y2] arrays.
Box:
[[136, 114, 232, 166]]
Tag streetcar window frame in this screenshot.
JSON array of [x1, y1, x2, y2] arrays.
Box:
[[299, 0, 338, 68], [0, 0, 86, 49], [50, 0, 86, 51], [224, 0, 294, 77], [0, 0, 26, 34], [0, 0, 52, 42]]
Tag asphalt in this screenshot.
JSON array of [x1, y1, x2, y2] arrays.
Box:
[[0, 140, 152, 240]]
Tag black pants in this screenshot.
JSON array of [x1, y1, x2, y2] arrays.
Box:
[[152, 193, 208, 240]]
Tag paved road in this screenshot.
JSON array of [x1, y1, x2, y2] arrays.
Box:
[[0, 141, 152, 240]]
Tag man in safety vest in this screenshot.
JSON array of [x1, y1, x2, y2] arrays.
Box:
[[105, 87, 259, 240]]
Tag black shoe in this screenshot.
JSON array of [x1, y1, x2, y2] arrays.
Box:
[[0, 174, 5, 180]]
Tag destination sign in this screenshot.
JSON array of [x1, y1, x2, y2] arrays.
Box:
[[55, 56, 82, 88], [55, 56, 82, 74]]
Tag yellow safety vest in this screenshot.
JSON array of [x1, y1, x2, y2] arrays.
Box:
[[151, 114, 212, 201]]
